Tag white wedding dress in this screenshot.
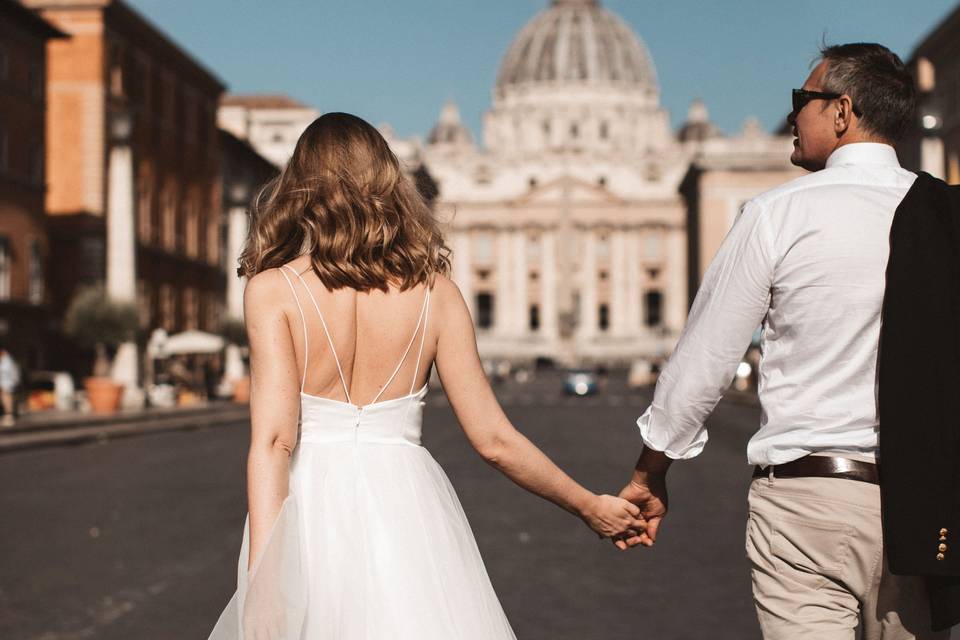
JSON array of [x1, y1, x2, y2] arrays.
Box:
[[208, 265, 517, 639]]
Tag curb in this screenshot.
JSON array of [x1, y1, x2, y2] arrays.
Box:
[[0, 406, 250, 454]]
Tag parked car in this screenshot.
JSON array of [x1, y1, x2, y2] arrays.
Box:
[[562, 369, 598, 396]]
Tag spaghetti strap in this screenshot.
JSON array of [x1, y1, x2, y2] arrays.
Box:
[[277, 267, 309, 393], [280, 264, 352, 405], [409, 287, 432, 395], [369, 286, 430, 405]]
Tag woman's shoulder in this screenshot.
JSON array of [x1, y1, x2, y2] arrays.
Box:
[[244, 267, 295, 311], [428, 273, 466, 306]]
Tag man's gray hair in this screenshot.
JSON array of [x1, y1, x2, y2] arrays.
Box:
[[819, 43, 916, 142]]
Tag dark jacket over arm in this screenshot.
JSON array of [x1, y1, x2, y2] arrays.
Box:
[[879, 171, 960, 630]]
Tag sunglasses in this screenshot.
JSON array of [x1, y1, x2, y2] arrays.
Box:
[[791, 89, 863, 117]]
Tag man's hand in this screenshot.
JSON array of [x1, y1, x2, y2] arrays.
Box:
[[615, 476, 667, 549], [613, 447, 671, 550]]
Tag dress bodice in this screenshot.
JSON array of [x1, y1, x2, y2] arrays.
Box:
[[298, 383, 428, 447]]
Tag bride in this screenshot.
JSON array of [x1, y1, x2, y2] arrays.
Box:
[[208, 112, 646, 639]]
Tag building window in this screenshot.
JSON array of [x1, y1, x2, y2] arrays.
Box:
[[599, 121, 609, 140], [598, 303, 610, 331], [596, 233, 610, 259], [570, 122, 579, 139], [161, 180, 177, 250], [29, 139, 43, 185], [206, 213, 219, 266], [529, 304, 540, 332], [185, 195, 199, 258], [137, 168, 154, 242], [205, 298, 222, 333], [184, 287, 199, 329], [0, 236, 11, 301], [109, 46, 124, 97], [597, 176, 607, 187], [474, 232, 493, 266], [476, 293, 494, 329], [527, 234, 541, 261], [645, 291, 663, 327], [136, 280, 151, 329], [542, 120, 551, 138], [28, 239, 43, 304], [159, 284, 176, 330]]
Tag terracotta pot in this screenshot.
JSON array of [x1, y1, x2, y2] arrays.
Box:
[[232, 376, 250, 404], [84, 377, 124, 414]]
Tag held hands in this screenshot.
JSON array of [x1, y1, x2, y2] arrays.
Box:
[[615, 474, 668, 550], [580, 494, 648, 541], [612, 447, 671, 550]]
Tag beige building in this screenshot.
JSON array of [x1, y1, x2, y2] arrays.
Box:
[[416, 0, 800, 366], [218, 94, 320, 167]]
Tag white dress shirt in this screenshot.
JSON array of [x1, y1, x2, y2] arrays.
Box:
[[637, 143, 918, 467]]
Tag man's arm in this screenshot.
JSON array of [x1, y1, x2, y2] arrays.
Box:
[[618, 199, 777, 547]]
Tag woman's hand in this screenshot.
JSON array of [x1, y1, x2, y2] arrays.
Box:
[[580, 494, 647, 542]]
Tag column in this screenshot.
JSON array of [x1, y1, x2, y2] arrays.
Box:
[[106, 144, 136, 303], [511, 229, 528, 336], [106, 134, 140, 406], [541, 229, 559, 339], [665, 226, 688, 333], [626, 228, 641, 334], [610, 229, 628, 335], [495, 229, 512, 336], [578, 228, 597, 339], [226, 205, 249, 321], [452, 229, 473, 320]]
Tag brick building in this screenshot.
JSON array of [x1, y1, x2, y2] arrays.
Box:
[[24, 0, 227, 376], [0, 0, 63, 372]]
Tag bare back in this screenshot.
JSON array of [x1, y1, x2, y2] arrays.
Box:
[[276, 256, 437, 407]]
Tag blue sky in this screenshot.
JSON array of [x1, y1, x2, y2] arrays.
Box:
[[128, 0, 957, 140]]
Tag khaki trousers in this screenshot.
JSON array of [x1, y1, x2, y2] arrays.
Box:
[[746, 475, 948, 640]]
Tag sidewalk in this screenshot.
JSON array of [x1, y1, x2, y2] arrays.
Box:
[[0, 401, 250, 454]]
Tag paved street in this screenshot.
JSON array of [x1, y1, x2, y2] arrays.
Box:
[[1, 374, 770, 639]]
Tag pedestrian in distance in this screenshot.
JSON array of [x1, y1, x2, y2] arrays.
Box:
[[0, 343, 20, 428], [207, 112, 646, 639], [617, 42, 960, 639]]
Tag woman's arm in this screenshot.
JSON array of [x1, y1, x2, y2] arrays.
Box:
[[243, 269, 302, 570], [432, 277, 645, 539]]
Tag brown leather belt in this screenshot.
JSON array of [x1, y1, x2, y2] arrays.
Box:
[[752, 455, 879, 484]]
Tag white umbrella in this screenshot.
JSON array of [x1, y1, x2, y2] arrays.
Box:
[[160, 330, 225, 356]]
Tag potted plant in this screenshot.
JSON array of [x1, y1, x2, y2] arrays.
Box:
[[63, 286, 139, 413], [220, 316, 250, 403]]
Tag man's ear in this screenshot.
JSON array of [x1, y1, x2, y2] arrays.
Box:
[[834, 95, 854, 137]]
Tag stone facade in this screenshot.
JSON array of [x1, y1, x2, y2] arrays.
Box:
[[0, 0, 63, 371], [416, 0, 800, 367]]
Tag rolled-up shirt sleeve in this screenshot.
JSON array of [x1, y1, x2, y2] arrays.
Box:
[[638, 199, 776, 459]]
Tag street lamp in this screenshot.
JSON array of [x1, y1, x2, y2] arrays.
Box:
[[109, 107, 134, 144]]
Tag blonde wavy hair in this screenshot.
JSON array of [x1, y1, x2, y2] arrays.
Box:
[[238, 112, 450, 290]]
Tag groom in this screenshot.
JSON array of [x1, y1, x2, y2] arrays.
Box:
[[618, 43, 960, 638]]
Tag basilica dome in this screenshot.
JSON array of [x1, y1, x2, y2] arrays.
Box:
[[495, 0, 658, 95]]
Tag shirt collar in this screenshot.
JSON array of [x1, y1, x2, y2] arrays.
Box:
[[825, 143, 901, 169]]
